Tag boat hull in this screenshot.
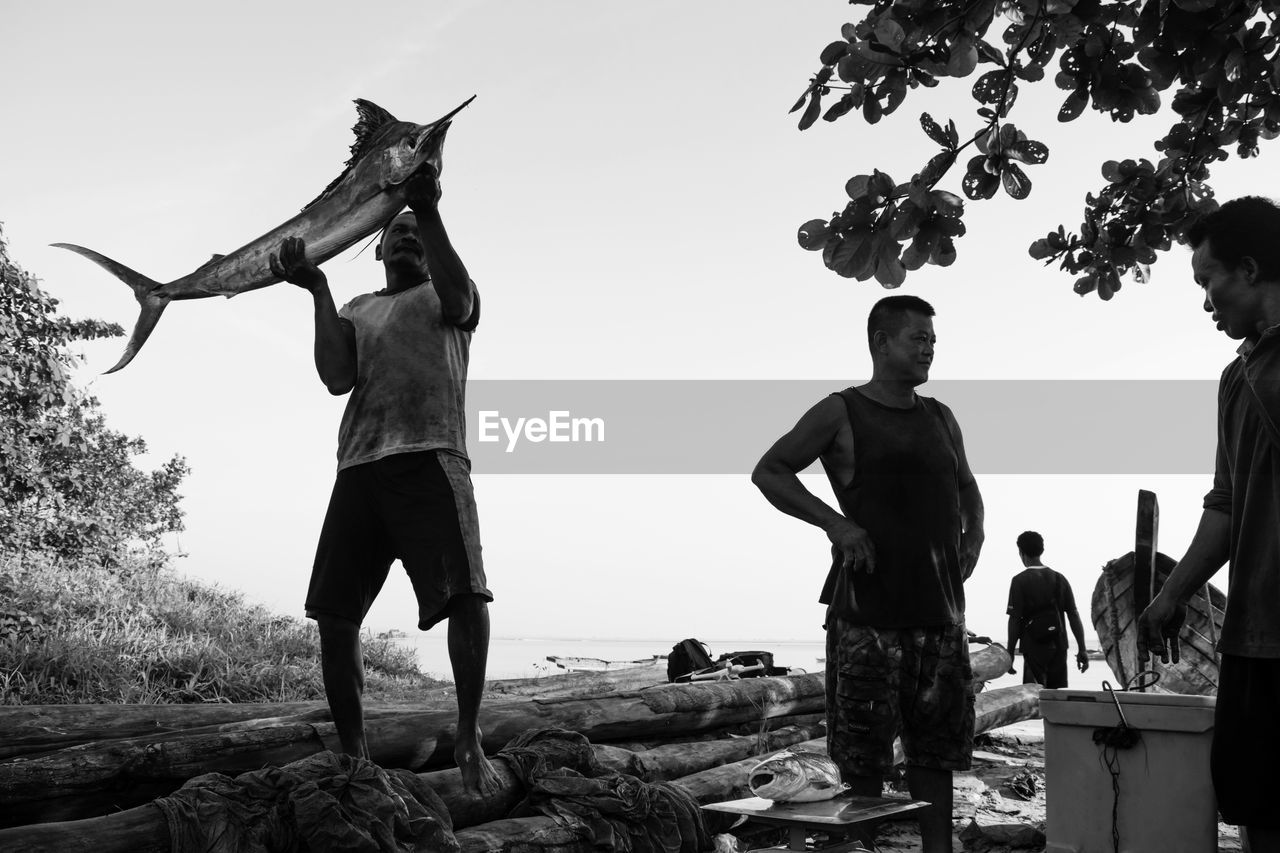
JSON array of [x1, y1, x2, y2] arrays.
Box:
[[546, 655, 665, 673], [1091, 551, 1224, 695]]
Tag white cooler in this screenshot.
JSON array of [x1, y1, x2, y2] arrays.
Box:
[[1040, 688, 1217, 853]]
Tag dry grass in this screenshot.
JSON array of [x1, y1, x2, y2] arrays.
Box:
[[0, 551, 447, 705]]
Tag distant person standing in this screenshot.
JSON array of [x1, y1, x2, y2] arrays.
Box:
[[1005, 531, 1088, 688], [753, 295, 984, 853]]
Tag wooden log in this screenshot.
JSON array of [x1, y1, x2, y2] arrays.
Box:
[[0, 673, 826, 826], [0, 723, 826, 850], [671, 684, 1041, 805], [971, 643, 1012, 683], [604, 711, 827, 751], [0, 700, 331, 760], [0, 646, 1005, 762], [0, 666, 649, 761], [592, 723, 828, 781], [0, 804, 171, 853], [596, 706, 824, 747], [421, 721, 827, 831], [418, 757, 526, 833], [0, 663, 667, 761], [0, 696, 508, 761], [483, 663, 665, 700]]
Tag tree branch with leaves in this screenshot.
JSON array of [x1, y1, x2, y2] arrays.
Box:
[[0, 225, 188, 564], [795, 0, 1280, 299]]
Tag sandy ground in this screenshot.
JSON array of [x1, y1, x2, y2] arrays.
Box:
[[724, 723, 1243, 852]]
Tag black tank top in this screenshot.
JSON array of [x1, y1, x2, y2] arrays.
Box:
[[818, 388, 965, 627]]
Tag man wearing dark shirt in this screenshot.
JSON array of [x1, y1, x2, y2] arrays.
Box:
[[1140, 196, 1280, 852], [753, 295, 984, 853], [1005, 531, 1088, 688]]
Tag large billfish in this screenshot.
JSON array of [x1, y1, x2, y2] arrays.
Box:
[[53, 96, 475, 373]]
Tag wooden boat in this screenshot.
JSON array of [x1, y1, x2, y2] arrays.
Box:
[[1091, 550, 1225, 695], [546, 654, 666, 672]]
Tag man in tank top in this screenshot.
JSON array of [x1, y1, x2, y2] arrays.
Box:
[[1005, 530, 1088, 689], [753, 294, 985, 853], [269, 166, 499, 795]]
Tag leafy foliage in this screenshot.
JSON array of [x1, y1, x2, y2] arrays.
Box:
[[795, 0, 1280, 298], [0, 225, 188, 562], [1, 552, 433, 704]]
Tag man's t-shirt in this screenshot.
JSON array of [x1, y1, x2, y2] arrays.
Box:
[[1204, 326, 1280, 657], [335, 280, 478, 471], [1007, 567, 1074, 642]]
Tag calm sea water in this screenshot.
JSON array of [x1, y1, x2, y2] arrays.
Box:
[[387, 635, 1127, 739], [389, 634, 1117, 693], [390, 636, 828, 681]]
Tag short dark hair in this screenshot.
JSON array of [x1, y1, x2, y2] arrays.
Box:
[[1016, 531, 1044, 559], [1186, 196, 1280, 280], [866, 295, 935, 349]]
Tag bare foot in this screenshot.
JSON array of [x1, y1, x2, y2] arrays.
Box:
[[455, 727, 502, 796]]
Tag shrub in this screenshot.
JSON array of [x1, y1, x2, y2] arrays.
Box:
[[0, 551, 438, 704]]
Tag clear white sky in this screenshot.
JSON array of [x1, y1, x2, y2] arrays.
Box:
[[2, 2, 1265, 643]]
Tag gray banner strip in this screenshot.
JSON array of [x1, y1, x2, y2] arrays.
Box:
[[463, 380, 1219, 475]]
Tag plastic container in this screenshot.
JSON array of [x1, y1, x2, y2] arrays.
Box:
[[1040, 688, 1217, 853]]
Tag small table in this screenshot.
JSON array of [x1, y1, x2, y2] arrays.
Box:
[[702, 794, 930, 852]]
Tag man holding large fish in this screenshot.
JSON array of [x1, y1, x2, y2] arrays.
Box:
[[56, 97, 501, 795], [1140, 197, 1280, 853], [753, 294, 984, 853], [268, 161, 499, 795]]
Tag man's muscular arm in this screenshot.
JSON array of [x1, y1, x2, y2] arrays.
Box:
[[269, 237, 356, 395], [404, 167, 476, 327], [943, 406, 984, 580], [752, 397, 877, 573]]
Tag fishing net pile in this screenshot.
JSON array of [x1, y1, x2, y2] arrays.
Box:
[[495, 729, 712, 853], [155, 751, 457, 853], [155, 728, 711, 853]]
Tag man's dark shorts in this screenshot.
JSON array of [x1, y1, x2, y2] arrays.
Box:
[[1021, 636, 1068, 689], [826, 619, 975, 778], [306, 450, 491, 631], [1212, 654, 1280, 828]]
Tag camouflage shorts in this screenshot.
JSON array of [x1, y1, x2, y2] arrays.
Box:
[[825, 619, 975, 778]]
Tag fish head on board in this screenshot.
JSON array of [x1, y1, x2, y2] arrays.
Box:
[[747, 749, 849, 803]]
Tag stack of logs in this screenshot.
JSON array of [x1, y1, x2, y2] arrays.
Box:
[[0, 644, 1035, 853]]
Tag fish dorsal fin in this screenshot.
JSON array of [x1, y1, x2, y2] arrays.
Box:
[[301, 99, 401, 212], [349, 99, 399, 161], [197, 253, 226, 269]]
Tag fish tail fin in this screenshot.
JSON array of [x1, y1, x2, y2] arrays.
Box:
[[51, 243, 169, 374]]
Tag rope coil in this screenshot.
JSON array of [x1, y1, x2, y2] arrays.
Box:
[[1090, 677, 1156, 853]]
